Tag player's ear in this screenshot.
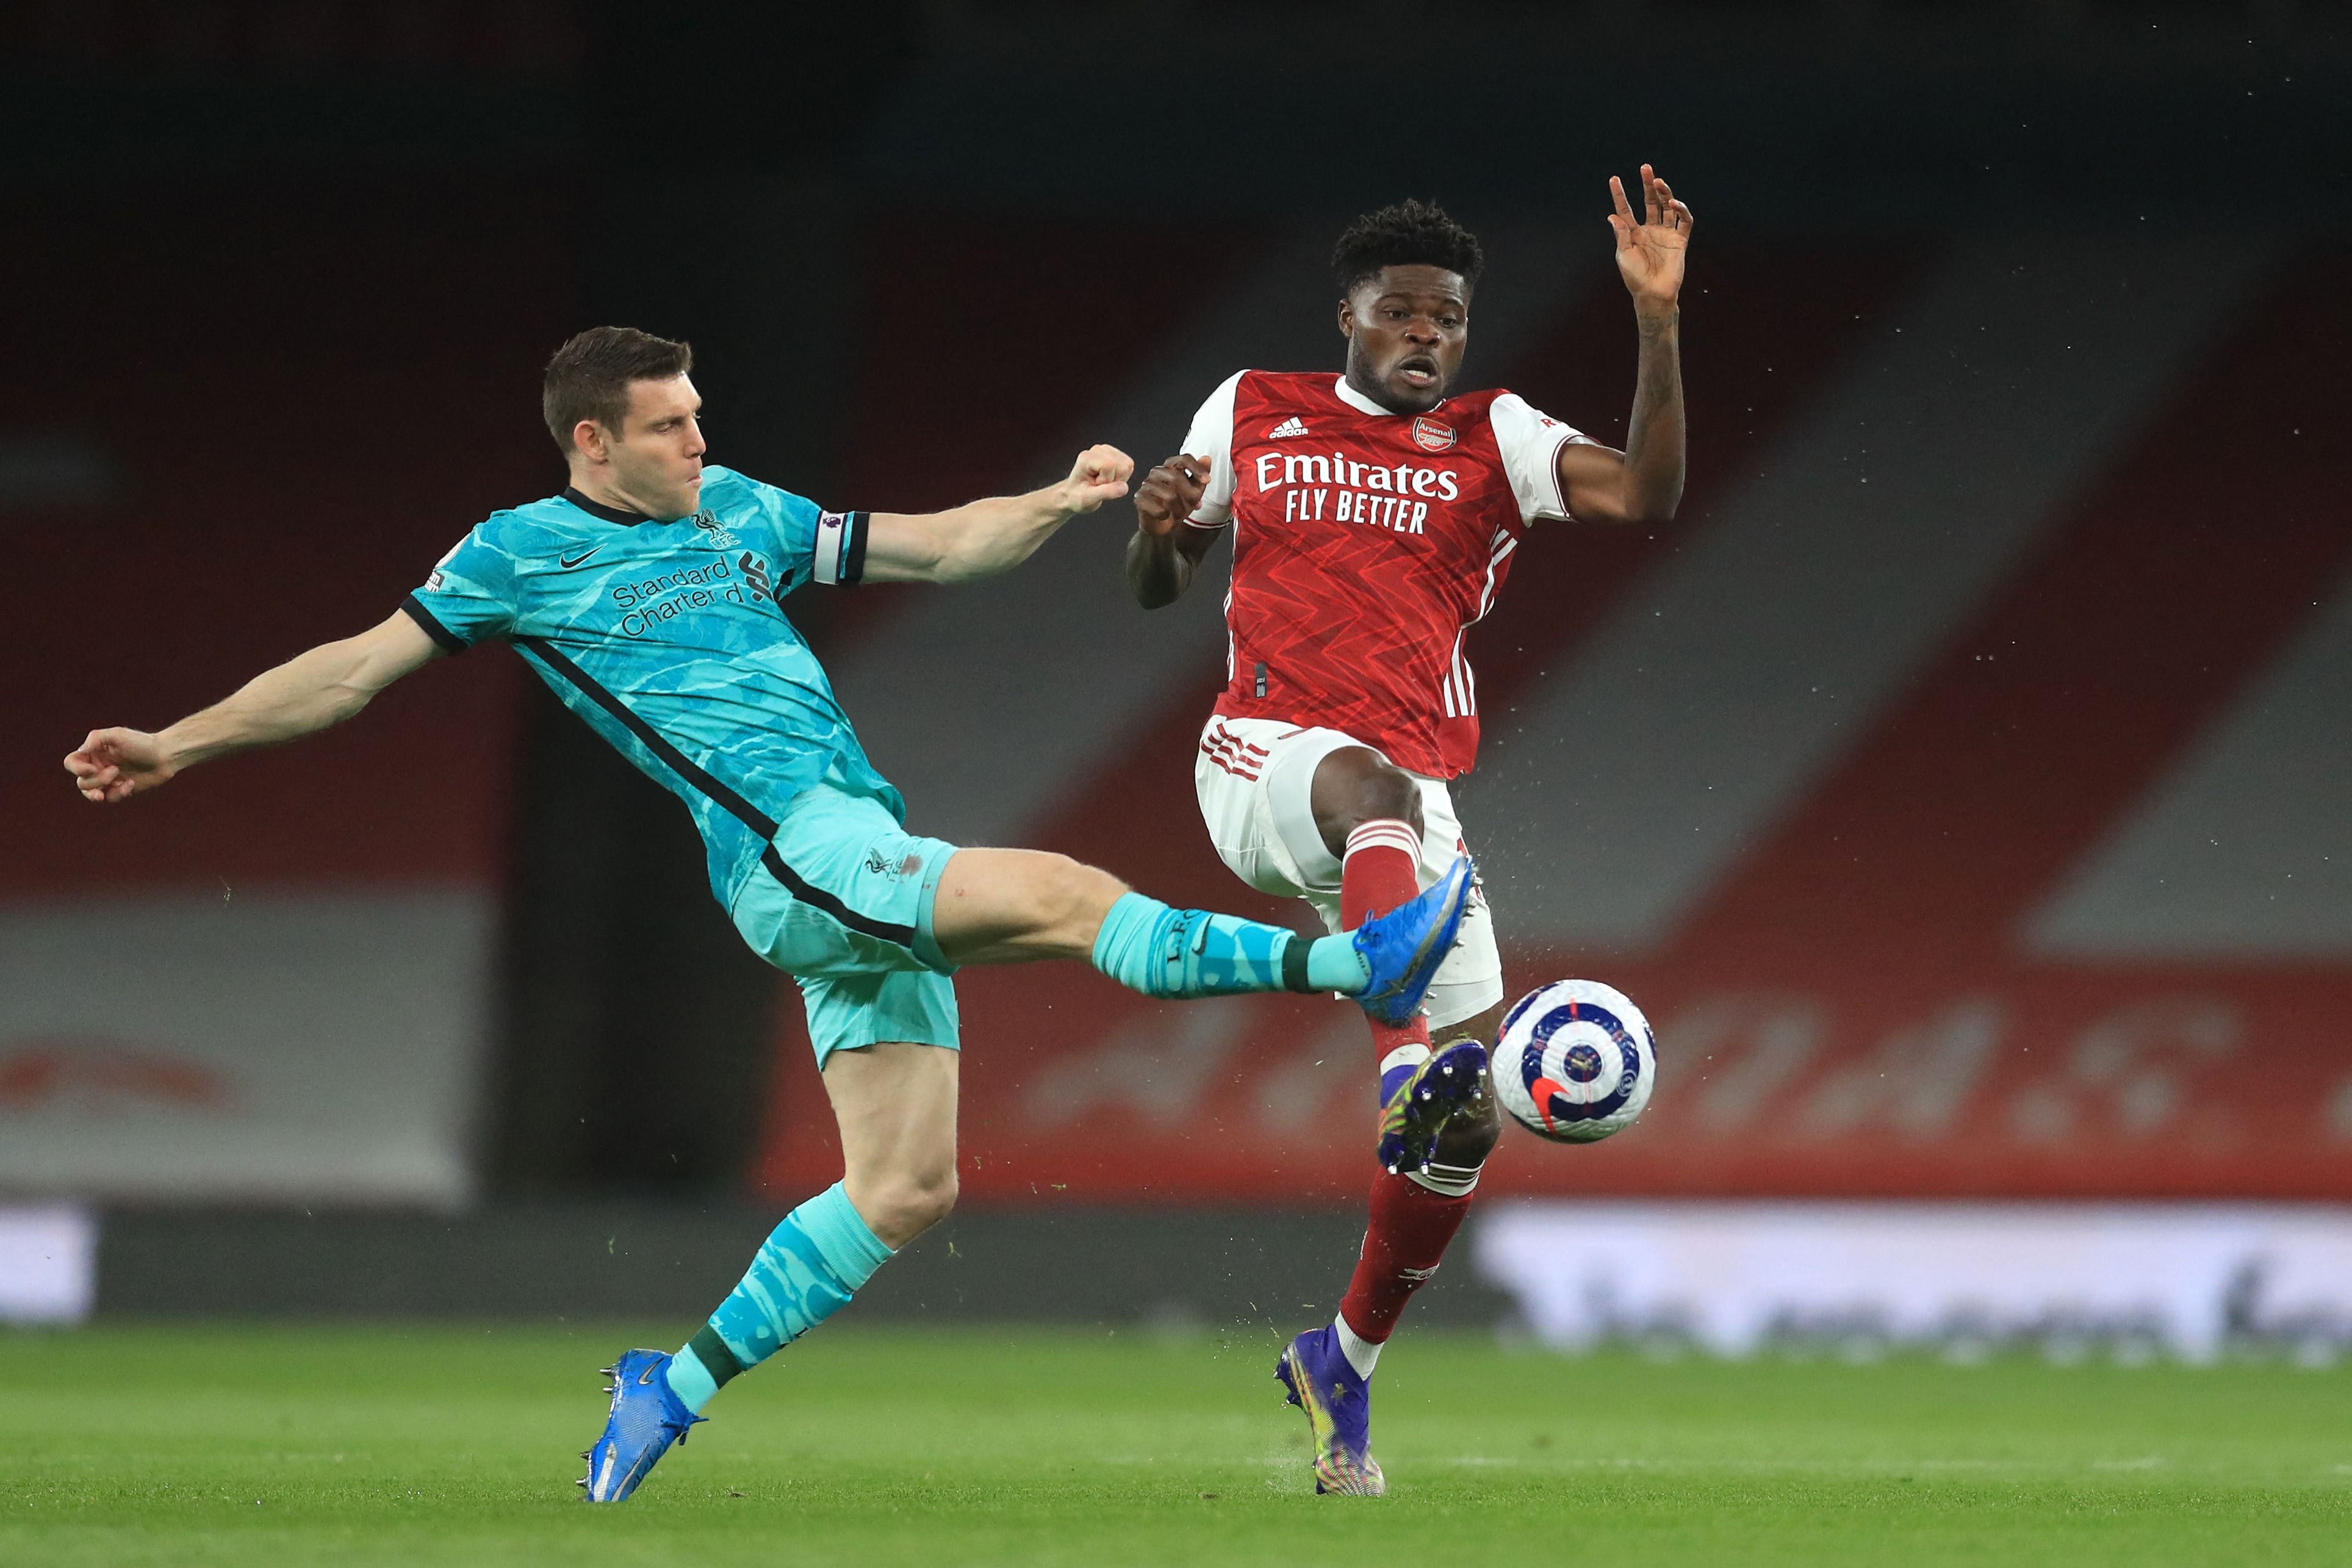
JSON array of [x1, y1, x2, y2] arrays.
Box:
[[1337, 297, 1356, 339], [573, 419, 607, 464]]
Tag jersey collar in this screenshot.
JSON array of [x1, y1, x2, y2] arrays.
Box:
[[1332, 375, 1447, 419], [562, 486, 655, 527]]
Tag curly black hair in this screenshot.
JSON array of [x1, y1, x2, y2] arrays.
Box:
[[1330, 198, 1484, 298]]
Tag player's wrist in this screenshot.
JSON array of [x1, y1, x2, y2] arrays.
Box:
[[151, 723, 207, 775], [1633, 300, 1680, 333]]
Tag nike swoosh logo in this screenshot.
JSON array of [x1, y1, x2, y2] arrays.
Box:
[[638, 1365, 660, 1386], [561, 546, 603, 568]]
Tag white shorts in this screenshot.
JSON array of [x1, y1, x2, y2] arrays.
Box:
[[1193, 715, 1503, 1030]]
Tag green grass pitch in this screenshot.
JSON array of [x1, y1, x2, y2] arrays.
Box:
[[6, 1323, 2350, 1566]]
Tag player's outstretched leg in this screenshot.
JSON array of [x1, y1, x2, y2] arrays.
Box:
[[580, 1042, 954, 1501], [927, 846, 1472, 1022]]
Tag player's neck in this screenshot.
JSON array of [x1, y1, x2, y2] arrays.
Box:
[[1337, 372, 1436, 419], [564, 469, 657, 523]]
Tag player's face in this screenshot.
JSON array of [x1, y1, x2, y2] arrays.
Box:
[[603, 375, 708, 520], [1339, 266, 1470, 415]]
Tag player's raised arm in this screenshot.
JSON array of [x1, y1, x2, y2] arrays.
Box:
[[1125, 454, 1222, 610], [63, 610, 442, 803], [1558, 164, 1690, 527], [859, 445, 1134, 586]]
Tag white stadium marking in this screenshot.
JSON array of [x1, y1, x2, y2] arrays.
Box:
[[2027, 559, 2352, 958]]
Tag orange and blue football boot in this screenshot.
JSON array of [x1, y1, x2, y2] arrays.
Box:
[[1275, 1323, 1386, 1496], [1353, 855, 1474, 1027], [1376, 1035, 1490, 1174], [579, 1348, 703, 1502]]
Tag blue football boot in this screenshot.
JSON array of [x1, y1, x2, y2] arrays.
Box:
[[1351, 855, 1474, 1027], [1275, 1323, 1386, 1496], [579, 1348, 703, 1502], [1376, 1036, 1491, 1174]]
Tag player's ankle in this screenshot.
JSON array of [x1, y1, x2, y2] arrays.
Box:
[[1334, 1314, 1385, 1379]]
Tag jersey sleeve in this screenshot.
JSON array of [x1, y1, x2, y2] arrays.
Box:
[[1489, 392, 1595, 525], [743, 475, 869, 589], [1179, 371, 1243, 529], [401, 523, 520, 652]]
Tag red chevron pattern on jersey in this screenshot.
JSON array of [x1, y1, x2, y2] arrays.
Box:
[[755, 242, 2352, 1206], [1210, 374, 1556, 778]]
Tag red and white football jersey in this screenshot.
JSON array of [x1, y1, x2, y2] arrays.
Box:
[[1181, 370, 1591, 778]]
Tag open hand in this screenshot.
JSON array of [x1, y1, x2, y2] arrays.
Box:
[[1609, 164, 1692, 314], [1133, 454, 1212, 538], [1060, 444, 1135, 513], [65, 727, 174, 803]]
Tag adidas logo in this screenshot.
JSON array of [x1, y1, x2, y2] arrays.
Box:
[[1268, 416, 1309, 439]]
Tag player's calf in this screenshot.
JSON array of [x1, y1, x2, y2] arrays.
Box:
[[578, 1046, 951, 1501], [580, 1184, 896, 1502], [1322, 752, 1448, 1135]]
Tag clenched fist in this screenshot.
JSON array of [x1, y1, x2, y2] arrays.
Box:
[[65, 727, 175, 803], [1134, 454, 1212, 538]]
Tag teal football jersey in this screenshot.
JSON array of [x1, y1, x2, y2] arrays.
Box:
[[403, 466, 898, 904]]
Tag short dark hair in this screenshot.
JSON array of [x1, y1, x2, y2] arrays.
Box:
[[542, 326, 694, 457], [1331, 199, 1484, 299]]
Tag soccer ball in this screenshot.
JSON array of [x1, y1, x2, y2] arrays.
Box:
[[1492, 979, 1656, 1143]]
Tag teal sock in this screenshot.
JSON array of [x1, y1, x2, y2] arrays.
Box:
[[672, 1182, 894, 1413], [663, 1338, 723, 1413], [1089, 892, 1369, 999], [1304, 932, 1372, 993]]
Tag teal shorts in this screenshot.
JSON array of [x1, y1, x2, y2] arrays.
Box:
[[728, 784, 962, 1065]]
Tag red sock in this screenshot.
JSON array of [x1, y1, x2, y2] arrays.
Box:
[[1342, 819, 1431, 1063], [1338, 1170, 1473, 1343]]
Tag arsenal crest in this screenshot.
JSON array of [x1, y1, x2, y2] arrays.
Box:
[[1411, 416, 1456, 453]]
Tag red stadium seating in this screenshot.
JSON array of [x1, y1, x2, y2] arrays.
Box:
[[757, 240, 2352, 1204]]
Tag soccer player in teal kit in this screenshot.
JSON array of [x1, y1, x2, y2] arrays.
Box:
[[64, 327, 1471, 1502]]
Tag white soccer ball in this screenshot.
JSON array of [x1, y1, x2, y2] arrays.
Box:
[[1493, 979, 1656, 1144]]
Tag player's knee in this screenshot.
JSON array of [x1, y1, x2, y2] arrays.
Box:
[[862, 1163, 959, 1243], [1335, 761, 1425, 840], [1034, 855, 1126, 940], [904, 1165, 959, 1233]]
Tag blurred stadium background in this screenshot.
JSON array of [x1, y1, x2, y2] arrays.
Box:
[[4, 0, 2349, 1361]]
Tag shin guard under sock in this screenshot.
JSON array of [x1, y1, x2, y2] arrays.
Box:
[[1343, 821, 1434, 1064], [664, 1182, 893, 1414], [1337, 1169, 1476, 1354], [1090, 891, 1367, 998]]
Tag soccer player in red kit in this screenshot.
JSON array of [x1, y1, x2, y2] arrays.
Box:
[[1126, 172, 1690, 1494]]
